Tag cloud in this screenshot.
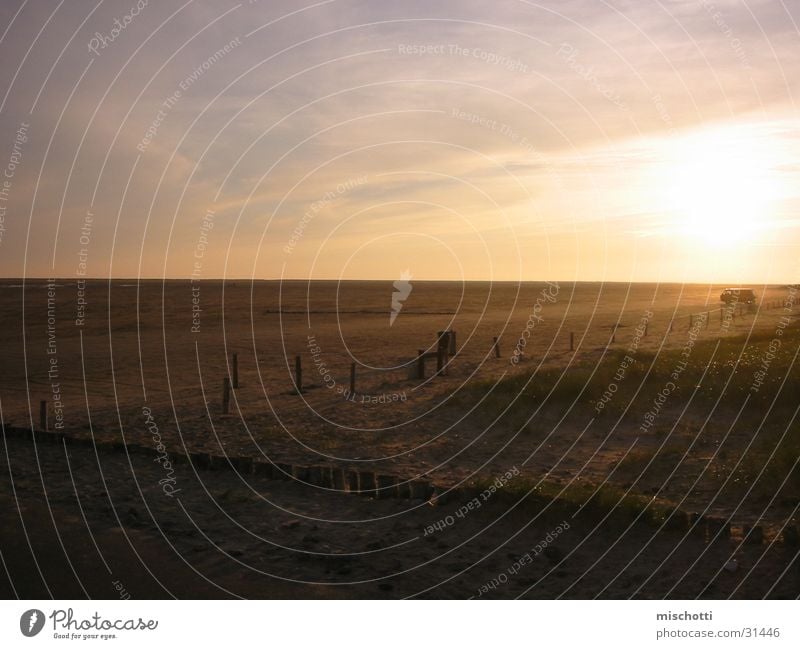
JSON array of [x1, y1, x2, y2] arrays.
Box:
[[0, 0, 798, 281]]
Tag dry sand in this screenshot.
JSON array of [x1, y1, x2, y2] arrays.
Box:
[[1, 279, 797, 597], [2, 435, 798, 598]]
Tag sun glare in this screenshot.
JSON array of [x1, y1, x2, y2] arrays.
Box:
[[664, 126, 784, 248]]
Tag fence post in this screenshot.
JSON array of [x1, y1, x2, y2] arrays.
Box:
[[232, 353, 239, 389], [569, 332, 574, 351], [436, 331, 449, 376], [493, 336, 500, 358], [644, 322, 648, 337], [222, 378, 230, 414], [417, 349, 425, 380], [39, 400, 48, 432], [350, 362, 356, 395], [295, 355, 302, 393]]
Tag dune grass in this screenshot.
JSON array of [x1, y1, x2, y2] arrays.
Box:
[[457, 321, 800, 503], [462, 320, 798, 419]]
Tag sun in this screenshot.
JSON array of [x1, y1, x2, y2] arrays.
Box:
[[664, 126, 783, 247]]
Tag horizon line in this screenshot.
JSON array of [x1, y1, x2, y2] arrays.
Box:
[[2, 277, 796, 286]]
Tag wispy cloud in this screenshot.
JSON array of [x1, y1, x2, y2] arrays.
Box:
[[0, 0, 798, 281]]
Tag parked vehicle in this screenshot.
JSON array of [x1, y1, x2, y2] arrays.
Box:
[[719, 288, 757, 304]]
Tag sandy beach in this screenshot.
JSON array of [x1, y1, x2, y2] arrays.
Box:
[[1, 279, 798, 598]]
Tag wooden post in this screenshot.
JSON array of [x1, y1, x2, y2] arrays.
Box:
[[569, 332, 574, 351], [644, 322, 648, 337], [436, 331, 450, 376], [232, 353, 239, 389], [349, 362, 356, 395], [39, 400, 48, 432], [222, 378, 230, 414], [492, 336, 500, 358], [294, 355, 302, 393], [448, 330, 457, 355], [611, 327, 616, 344], [417, 349, 425, 379]]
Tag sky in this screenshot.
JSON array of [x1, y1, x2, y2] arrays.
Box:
[[0, 0, 799, 283]]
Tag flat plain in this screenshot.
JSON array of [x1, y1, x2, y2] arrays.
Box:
[[1, 279, 797, 597]]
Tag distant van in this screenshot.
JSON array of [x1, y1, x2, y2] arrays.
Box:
[[719, 288, 756, 304]]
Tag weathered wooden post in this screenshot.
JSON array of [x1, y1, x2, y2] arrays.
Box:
[[569, 332, 574, 351], [417, 349, 425, 380], [232, 352, 239, 389], [349, 362, 356, 395], [492, 336, 500, 358], [39, 400, 48, 432], [222, 377, 230, 414], [294, 355, 302, 393], [644, 322, 648, 337], [436, 331, 450, 376]]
